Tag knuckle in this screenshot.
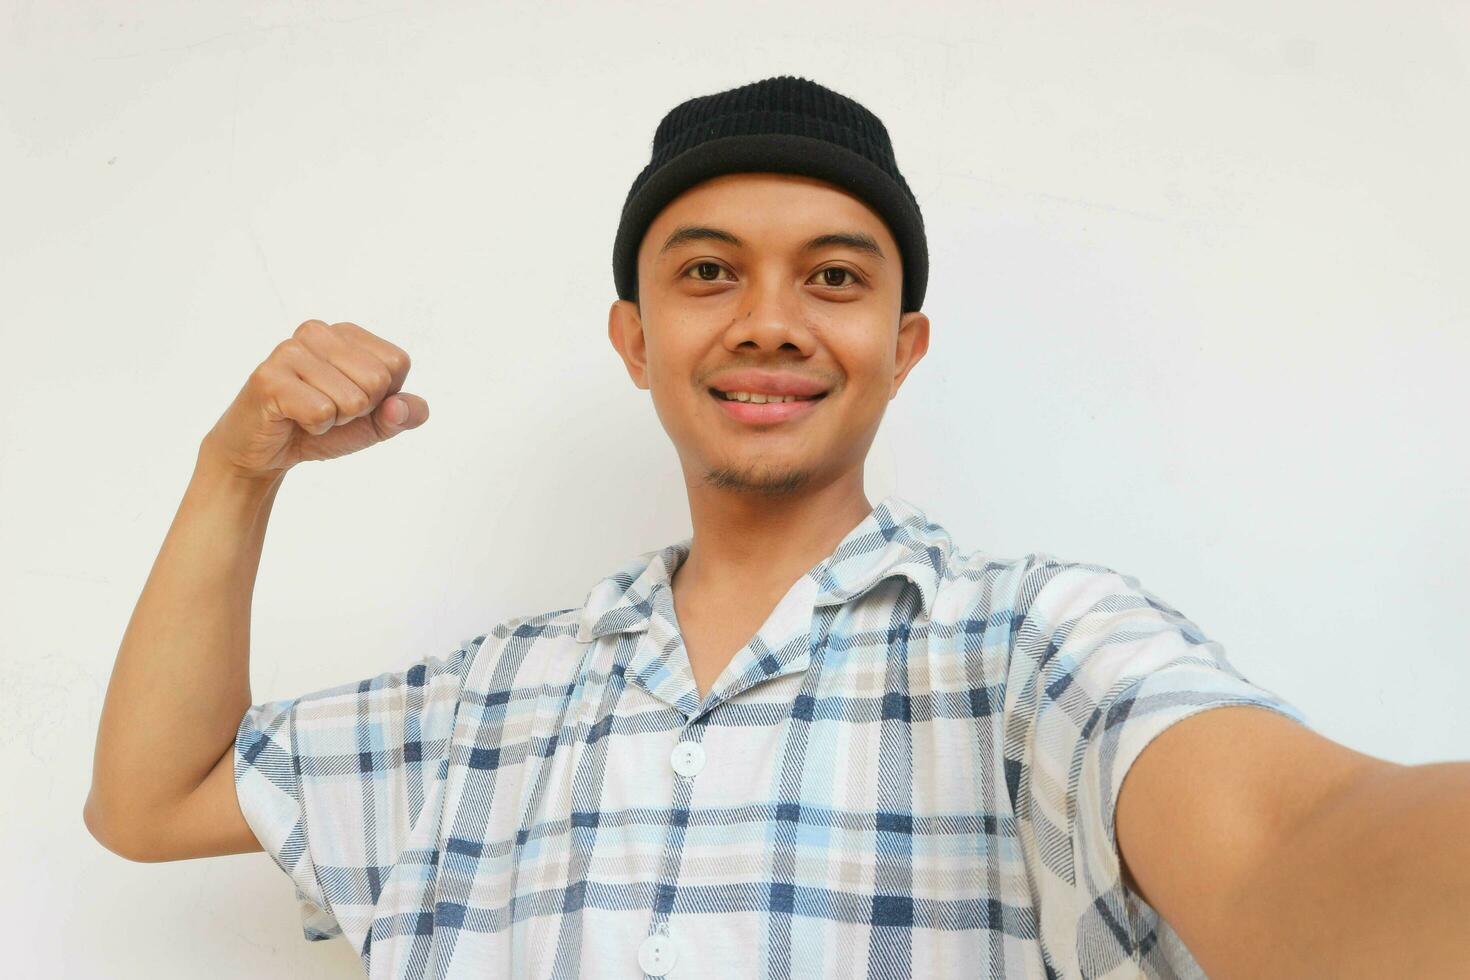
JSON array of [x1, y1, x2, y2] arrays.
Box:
[[272, 337, 304, 360], [309, 400, 337, 425], [342, 391, 371, 417], [246, 362, 277, 395], [294, 318, 327, 338]]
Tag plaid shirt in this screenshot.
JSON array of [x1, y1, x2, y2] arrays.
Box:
[[235, 494, 1308, 978]]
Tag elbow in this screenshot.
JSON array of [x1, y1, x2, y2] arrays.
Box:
[[83, 791, 158, 863]]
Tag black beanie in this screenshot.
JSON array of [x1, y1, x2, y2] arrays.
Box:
[[612, 75, 928, 313]]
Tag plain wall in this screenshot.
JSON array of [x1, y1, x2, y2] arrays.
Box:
[[2, 1, 1465, 975]]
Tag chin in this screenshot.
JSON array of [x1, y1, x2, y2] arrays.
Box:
[[700, 459, 816, 496]]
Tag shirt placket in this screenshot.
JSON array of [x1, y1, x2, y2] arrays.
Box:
[[630, 578, 836, 977]]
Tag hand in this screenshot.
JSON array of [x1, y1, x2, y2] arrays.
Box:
[[201, 319, 428, 481]]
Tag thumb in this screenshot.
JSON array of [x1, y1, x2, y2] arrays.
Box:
[[377, 392, 429, 433]]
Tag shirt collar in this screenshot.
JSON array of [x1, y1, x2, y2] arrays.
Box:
[[574, 493, 951, 643]]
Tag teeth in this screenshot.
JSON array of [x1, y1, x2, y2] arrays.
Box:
[[719, 390, 815, 403]]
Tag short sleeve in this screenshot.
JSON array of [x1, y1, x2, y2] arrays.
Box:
[[1002, 558, 1310, 978], [234, 637, 480, 943]]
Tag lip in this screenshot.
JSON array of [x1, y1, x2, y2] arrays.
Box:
[[706, 369, 829, 399], [709, 387, 825, 425]]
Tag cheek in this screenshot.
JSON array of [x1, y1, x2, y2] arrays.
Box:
[[644, 326, 702, 378], [650, 332, 718, 400], [646, 374, 685, 412], [644, 384, 692, 442], [644, 374, 703, 434], [835, 343, 896, 399]]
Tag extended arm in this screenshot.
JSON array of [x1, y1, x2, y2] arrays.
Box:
[[1116, 705, 1470, 977]]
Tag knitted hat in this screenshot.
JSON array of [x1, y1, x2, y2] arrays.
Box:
[[612, 75, 928, 313]]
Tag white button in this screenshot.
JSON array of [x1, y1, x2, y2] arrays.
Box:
[[669, 740, 705, 777], [638, 933, 678, 975]]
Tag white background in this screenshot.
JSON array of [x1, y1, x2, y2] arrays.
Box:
[[2, 1, 1466, 975]]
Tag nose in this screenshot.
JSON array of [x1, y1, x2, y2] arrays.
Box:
[[722, 278, 815, 353]]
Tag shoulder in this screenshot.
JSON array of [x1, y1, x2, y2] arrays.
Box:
[[929, 545, 1120, 625], [461, 603, 589, 691], [488, 604, 585, 641]]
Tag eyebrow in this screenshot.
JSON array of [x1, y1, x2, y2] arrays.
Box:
[[657, 224, 886, 262]]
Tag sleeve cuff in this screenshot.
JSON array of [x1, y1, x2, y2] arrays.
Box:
[[1076, 664, 1310, 964], [234, 699, 343, 941]]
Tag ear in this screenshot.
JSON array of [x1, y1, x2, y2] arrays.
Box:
[[608, 299, 649, 390], [890, 311, 931, 399]]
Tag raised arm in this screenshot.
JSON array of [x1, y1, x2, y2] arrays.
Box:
[[83, 448, 283, 861], [83, 319, 428, 862]]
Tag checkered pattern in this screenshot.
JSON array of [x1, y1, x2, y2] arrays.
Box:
[[236, 494, 1309, 978]]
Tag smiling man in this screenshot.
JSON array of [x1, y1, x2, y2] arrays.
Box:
[[607, 168, 929, 703], [87, 75, 1468, 978]]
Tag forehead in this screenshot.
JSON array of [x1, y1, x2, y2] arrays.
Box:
[[639, 172, 897, 259]]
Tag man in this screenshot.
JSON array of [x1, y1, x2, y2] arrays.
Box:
[[85, 75, 1467, 978]]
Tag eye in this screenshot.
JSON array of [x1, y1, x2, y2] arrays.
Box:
[[814, 266, 863, 288], [678, 261, 864, 289], [682, 261, 733, 283]]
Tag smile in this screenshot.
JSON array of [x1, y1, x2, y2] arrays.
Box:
[[717, 390, 817, 403], [708, 387, 827, 424]]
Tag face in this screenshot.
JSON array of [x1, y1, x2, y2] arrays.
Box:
[[607, 172, 929, 499]]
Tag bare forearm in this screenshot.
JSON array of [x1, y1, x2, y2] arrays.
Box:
[[85, 441, 285, 843], [1223, 760, 1470, 978]]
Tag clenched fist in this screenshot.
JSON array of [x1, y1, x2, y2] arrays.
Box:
[[201, 320, 428, 481]]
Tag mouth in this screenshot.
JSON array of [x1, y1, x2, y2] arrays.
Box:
[[707, 387, 828, 425]]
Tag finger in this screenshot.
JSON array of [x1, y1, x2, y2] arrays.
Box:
[[380, 391, 429, 430], [270, 370, 350, 437], [277, 340, 375, 432], [292, 321, 397, 409], [331, 321, 413, 397]]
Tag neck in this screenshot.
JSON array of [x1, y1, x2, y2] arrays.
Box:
[[672, 471, 876, 601]]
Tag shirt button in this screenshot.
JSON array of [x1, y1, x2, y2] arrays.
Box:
[[669, 740, 705, 778], [637, 933, 678, 975]]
